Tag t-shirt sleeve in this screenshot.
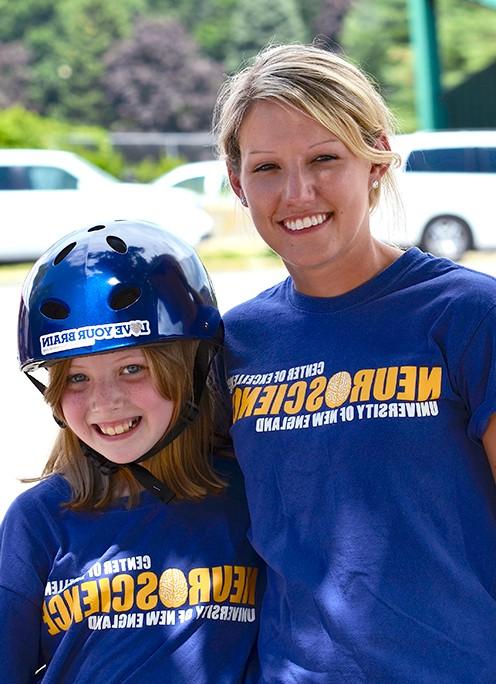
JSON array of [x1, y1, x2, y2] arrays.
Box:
[[0, 490, 55, 680], [457, 304, 496, 441], [0, 586, 42, 682], [211, 351, 234, 455]]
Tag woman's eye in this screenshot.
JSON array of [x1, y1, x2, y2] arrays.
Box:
[[253, 163, 277, 172], [314, 154, 337, 162], [122, 364, 143, 375], [67, 373, 87, 384]]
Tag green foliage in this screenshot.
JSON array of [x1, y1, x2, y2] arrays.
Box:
[[0, 106, 70, 148], [341, 0, 418, 132], [0, 0, 495, 135], [28, 0, 144, 124], [0, 0, 59, 41], [437, 0, 496, 88], [0, 106, 125, 177], [128, 155, 186, 182], [225, 0, 309, 72], [191, 0, 240, 62]]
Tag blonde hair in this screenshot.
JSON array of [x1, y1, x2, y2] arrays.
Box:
[[213, 43, 401, 211], [41, 341, 224, 510]]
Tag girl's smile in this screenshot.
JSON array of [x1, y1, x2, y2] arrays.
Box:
[[61, 348, 174, 464]]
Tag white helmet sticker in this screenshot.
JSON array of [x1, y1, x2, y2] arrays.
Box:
[[40, 320, 151, 356]]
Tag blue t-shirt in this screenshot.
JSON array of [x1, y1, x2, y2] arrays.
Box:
[[0, 458, 263, 683], [223, 248, 496, 683]]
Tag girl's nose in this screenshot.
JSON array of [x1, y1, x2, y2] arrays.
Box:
[[90, 379, 123, 411]]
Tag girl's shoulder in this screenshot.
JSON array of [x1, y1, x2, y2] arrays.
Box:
[[4, 474, 70, 522], [212, 455, 248, 503]]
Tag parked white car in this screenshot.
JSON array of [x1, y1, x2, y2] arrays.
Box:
[[153, 160, 255, 236], [0, 149, 213, 262], [374, 130, 496, 260]]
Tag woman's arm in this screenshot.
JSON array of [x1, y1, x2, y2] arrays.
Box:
[[482, 413, 496, 483]]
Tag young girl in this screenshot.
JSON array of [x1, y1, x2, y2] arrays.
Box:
[[0, 219, 262, 683]]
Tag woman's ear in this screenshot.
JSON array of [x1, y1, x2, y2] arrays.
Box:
[[227, 163, 249, 207], [370, 132, 392, 184], [227, 163, 243, 200]]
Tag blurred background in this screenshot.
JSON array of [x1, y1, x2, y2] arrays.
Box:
[[1, 0, 496, 516]]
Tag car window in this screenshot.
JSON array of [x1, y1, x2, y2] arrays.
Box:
[[26, 165, 78, 190], [477, 147, 496, 173], [0, 166, 28, 190], [405, 147, 478, 173], [174, 177, 205, 194]]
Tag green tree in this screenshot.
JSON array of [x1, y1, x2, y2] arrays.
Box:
[[28, 0, 145, 124], [437, 0, 496, 88], [0, 0, 58, 41], [341, 0, 416, 132], [225, 0, 308, 72], [191, 0, 240, 62]]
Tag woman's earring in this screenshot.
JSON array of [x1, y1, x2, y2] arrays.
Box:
[[371, 179, 379, 190], [240, 193, 248, 207]]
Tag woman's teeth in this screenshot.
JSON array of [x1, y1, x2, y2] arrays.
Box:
[[284, 213, 328, 231], [98, 417, 140, 436]]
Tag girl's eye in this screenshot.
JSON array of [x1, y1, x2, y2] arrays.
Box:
[[122, 364, 144, 375], [67, 373, 87, 384]]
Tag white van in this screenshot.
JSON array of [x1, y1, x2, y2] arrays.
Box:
[[375, 130, 496, 260]]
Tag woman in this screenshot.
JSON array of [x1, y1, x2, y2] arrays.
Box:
[[213, 43, 496, 683]]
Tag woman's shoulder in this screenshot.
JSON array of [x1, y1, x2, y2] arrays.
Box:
[[223, 277, 290, 324], [407, 248, 496, 291], [398, 248, 496, 317]]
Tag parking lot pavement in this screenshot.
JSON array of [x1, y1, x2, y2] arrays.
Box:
[[1, 251, 495, 519]]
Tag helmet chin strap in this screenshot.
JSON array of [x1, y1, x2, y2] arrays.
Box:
[[27, 342, 215, 504]]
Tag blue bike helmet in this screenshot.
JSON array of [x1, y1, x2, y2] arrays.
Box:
[[18, 219, 222, 371], [18, 219, 223, 502]]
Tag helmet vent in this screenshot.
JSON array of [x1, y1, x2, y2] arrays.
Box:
[[40, 299, 70, 320], [109, 286, 142, 310], [107, 235, 128, 253], [88, 224, 106, 232], [53, 242, 76, 265]]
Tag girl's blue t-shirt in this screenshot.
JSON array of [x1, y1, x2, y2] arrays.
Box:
[[223, 247, 496, 683], [0, 457, 262, 683]]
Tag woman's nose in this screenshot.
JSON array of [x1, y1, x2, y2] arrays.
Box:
[[283, 167, 316, 204]]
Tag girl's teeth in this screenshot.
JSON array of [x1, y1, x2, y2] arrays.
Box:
[[99, 418, 138, 436]]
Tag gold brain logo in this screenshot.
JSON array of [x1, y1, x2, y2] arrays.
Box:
[[159, 568, 189, 608], [325, 371, 352, 408]]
